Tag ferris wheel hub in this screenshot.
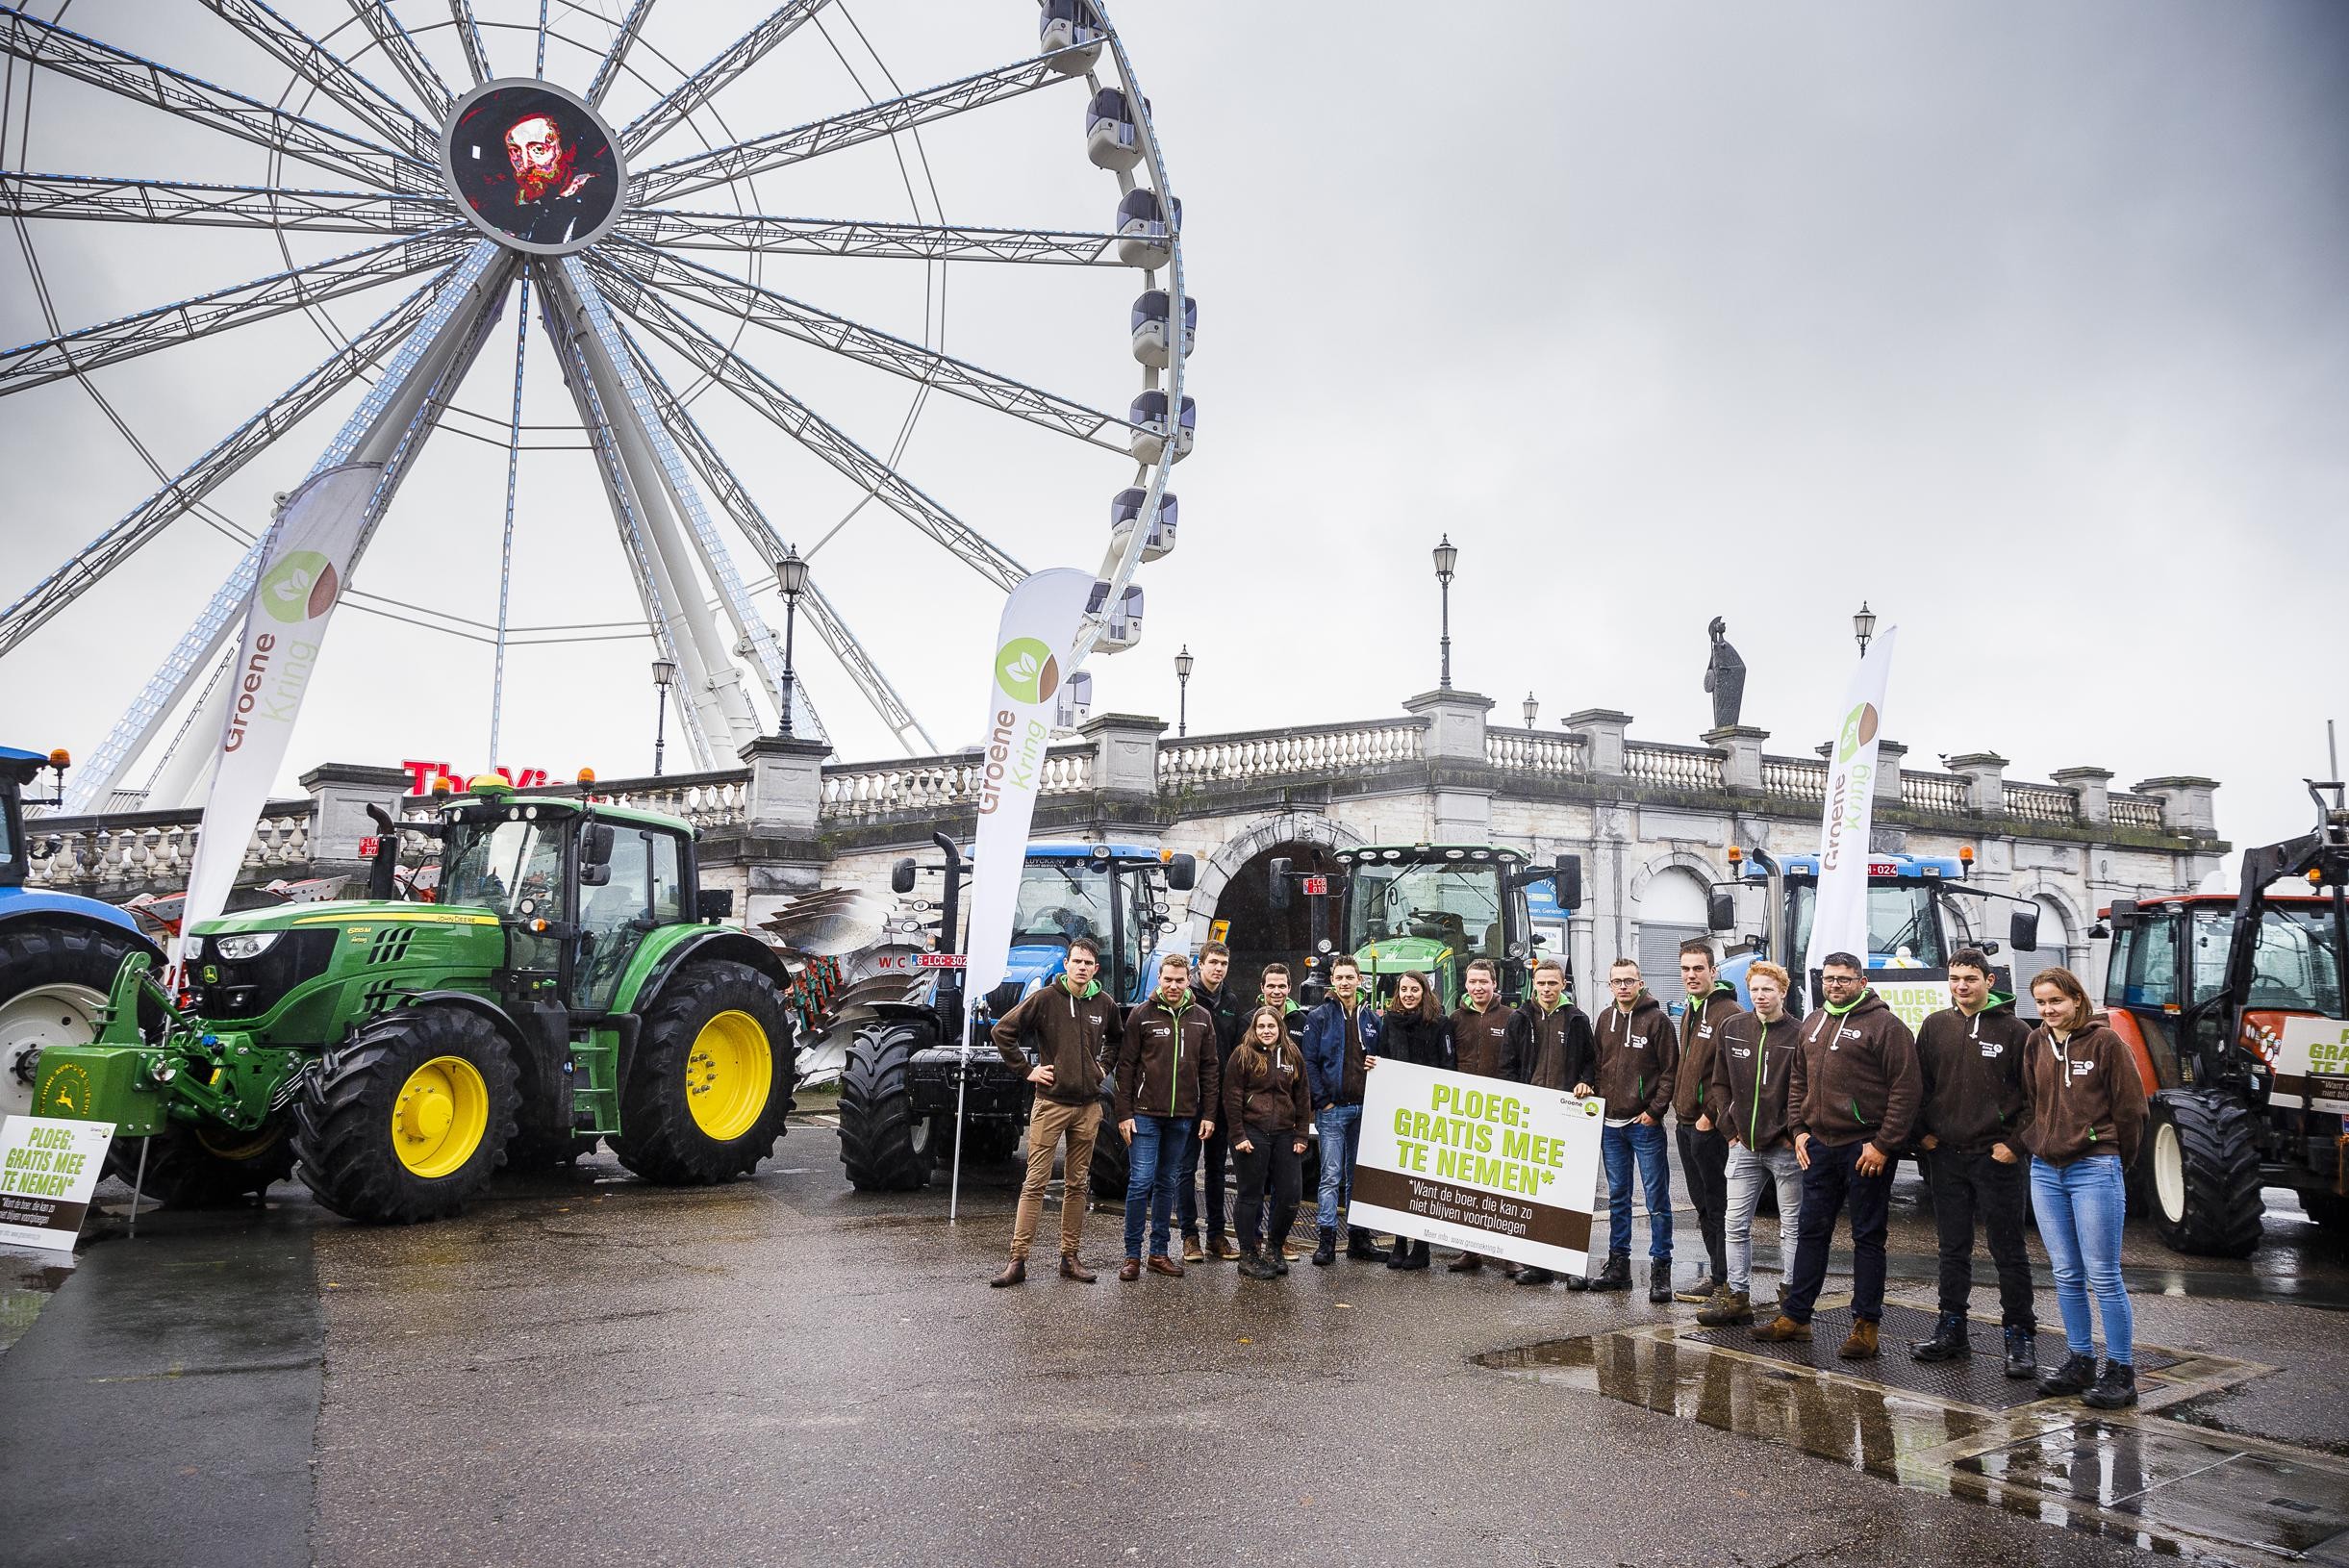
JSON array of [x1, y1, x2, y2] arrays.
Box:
[[438, 79, 629, 258]]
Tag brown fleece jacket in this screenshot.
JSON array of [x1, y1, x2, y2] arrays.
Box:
[[1115, 993, 1221, 1123], [1672, 983, 1744, 1123], [1916, 999, 2033, 1152], [990, 977, 1119, 1105], [1503, 999, 1595, 1092], [1592, 991, 1678, 1122], [1787, 989, 1922, 1153], [1222, 1036, 1312, 1138], [2021, 1018, 2148, 1169], [1706, 1009, 1803, 1153], [1450, 998, 1516, 1079]]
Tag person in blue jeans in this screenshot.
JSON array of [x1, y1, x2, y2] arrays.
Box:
[[2021, 967, 2148, 1408], [1566, 958, 1680, 1300], [1112, 955, 1219, 1280], [1301, 953, 1384, 1267]]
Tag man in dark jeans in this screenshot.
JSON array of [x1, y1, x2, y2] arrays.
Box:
[[1670, 939, 1741, 1302], [1177, 941, 1248, 1263], [1910, 948, 2038, 1376], [1755, 953, 1922, 1360]]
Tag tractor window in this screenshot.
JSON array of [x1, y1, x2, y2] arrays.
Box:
[[573, 828, 655, 1013], [646, 830, 687, 924], [2248, 908, 2343, 1014], [2120, 914, 2181, 1010], [1785, 883, 1948, 971], [1345, 863, 1505, 961], [440, 818, 564, 918]]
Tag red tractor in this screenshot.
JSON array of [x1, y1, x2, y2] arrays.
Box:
[[2098, 781, 2348, 1255]]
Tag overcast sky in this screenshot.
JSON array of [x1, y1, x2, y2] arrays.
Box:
[[3, 1, 2343, 851]]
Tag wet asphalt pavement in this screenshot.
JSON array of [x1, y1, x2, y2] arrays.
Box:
[[3, 1110, 2345, 1568]]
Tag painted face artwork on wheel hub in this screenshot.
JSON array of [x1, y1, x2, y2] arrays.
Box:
[[440, 80, 627, 255]]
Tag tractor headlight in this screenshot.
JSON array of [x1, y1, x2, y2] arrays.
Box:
[[213, 932, 281, 962]]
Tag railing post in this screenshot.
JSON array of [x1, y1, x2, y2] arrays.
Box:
[[1078, 713, 1166, 797], [1874, 740, 1907, 806], [300, 763, 414, 873], [1702, 725, 1769, 793], [1403, 688, 1494, 839], [2052, 766, 2113, 825], [2132, 775, 2221, 838], [1947, 751, 2008, 813], [740, 736, 831, 838], [1564, 709, 1631, 777]]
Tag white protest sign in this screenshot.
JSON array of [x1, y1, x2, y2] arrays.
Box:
[[2274, 1015, 2349, 1116], [1350, 1060, 1604, 1275], [0, 1116, 115, 1253]]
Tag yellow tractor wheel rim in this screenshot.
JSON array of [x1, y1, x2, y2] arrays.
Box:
[[392, 1054, 490, 1178], [196, 1124, 281, 1162], [686, 1010, 771, 1142]]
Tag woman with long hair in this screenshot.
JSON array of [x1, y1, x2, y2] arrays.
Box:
[[1225, 1005, 1313, 1279], [2021, 966, 2148, 1409], [1378, 973, 1452, 1270]]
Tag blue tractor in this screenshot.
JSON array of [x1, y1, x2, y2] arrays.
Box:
[[836, 836, 1195, 1198], [1710, 847, 2044, 1031], [0, 747, 164, 1125]]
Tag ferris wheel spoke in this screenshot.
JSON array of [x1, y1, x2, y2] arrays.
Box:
[[341, 1, 455, 115], [619, 0, 829, 157], [0, 172, 450, 234], [606, 239, 1132, 452], [0, 8, 437, 192], [0, 226, 469, 395], [621, 208, 1124, 266], [629, 45, 1090, 207], [594, 261, 1025, 595], [199, 0, 435, 161], [585, 0, 657, 105], [622, 337, 935, 754], [445, 0, 493, 87], [0, 270, 448, 662]]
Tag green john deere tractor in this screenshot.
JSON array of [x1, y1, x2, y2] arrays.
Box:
[[1281, 844, 1580, 1008], [30, 778, 795, 1224]]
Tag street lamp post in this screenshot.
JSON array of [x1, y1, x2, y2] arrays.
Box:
[[1432, 534, 1458, 691], [650, 657, 676, 776], [1853, 600, 1877, 657], [776, 544, 810, 738], [1522, 691, 1538, 729], [1174, 644, 1194, 737]]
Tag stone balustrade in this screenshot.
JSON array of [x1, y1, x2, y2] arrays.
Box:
[[21, 800, 315, 894], [589, 769, 750, 831], [1624, 741, 1726, 792], [1484, 726, 1586, 776], [1158, 719, 1425, 790], [819, 746, 1092, 822]]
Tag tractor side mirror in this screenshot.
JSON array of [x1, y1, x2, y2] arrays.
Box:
[[1553, 854, 1582, 912], [2106, 898, 2139, 931], [891, 857, 918, 895], [581, 822, 616, 869], [1164, 852, 1196, 892], [1267, 856, 1292, 913], [2009, 905, 2040, 954], [1706, 891, 1736, 933], [579, 864, 611, 888], [697, 888, 735, 922]]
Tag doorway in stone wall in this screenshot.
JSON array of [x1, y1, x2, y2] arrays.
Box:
[[1211, 841, 1343, 1001]]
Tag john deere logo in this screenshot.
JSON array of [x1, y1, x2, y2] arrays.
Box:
[[995, 637, 1059, 703], [1835, 700, 1881, 763], [259, 549, 338, 623], [36, 1061, 91, 1118]]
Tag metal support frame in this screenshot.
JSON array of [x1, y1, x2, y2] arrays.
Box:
[[0, 172, 450, 234], [198, 0, 438, 159], [619, 1, 831, 155], [342, 0, 454, 115], [619, 209, 1126, 266]]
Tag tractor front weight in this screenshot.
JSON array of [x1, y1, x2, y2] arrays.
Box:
[[33, 949, 297, 1139]]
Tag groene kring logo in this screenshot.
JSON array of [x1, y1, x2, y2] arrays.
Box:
[[259, 549, 339, 624], [1835, 700, 1881, 763], [996, 636, 1060, 704]]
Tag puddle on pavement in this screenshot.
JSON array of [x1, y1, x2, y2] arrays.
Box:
[[1480, 1331, 2349, 1565], [0, 1250, 76, 1356]]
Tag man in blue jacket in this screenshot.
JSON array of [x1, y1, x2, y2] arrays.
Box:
[[1302, 952, 1384, 1266]]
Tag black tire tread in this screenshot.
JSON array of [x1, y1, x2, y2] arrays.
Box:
[[2147, 1089, 2264, 1258], [609, 960, 794, 1185], [106, 1123, 292, 1207], [291, 1007, 519, 1224], [0, 920, 155, 1110], [837, 1021, 933, 1192]]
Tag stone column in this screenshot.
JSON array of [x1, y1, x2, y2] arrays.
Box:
[[1702, 725, 1769, 793], [1078, 712, 1166, 797], [740, 735, 830, 838], [1404, 689, 1495, 840], [2052, 766, 2113, 825], [1874, 740, 1908, 807], [1565, 708, 1631, 776], [2134, 775, 2221, 838], [1948, 751, 2008, 814], [299, 763, 414, 865]]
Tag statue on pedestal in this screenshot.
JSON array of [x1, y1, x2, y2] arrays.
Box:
[[1705, 617, 1746, 731]]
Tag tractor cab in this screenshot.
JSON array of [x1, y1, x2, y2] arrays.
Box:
[[0, 745, 69, 893], [1714, 848, 2040, 1028], [1282, 844, 1580, 1009]]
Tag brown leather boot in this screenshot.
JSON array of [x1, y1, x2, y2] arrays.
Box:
[[1118, 1258, 1142, 1281], [1059, 1254, 1097, 1282], [990, 1258, 1026, 1288], [1752, 1314, 1811, 1343], [1839, 1319, 1881, 1360], [1148, 1253, 1184, 1278], [1209, 1236, 1242, 1261], [1446, 1252, 1484, 1274]]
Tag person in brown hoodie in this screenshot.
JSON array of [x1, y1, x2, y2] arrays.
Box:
[[989, 937, 1121, 1286], [1695, 961, 1806, 1327], [1445, 957, 1522, 1277], [2022, 966, 2148, 1411], [1564, 958, 1678, 1301], [1909, 948, 2038, 1374], [1753, 953, 1922, 1360], [1670, 940, 1744, 1302], [1113, 953, 1220, 1280], [1225, 1006, 1314, 1279], [1504, 959, 1596, 1286]]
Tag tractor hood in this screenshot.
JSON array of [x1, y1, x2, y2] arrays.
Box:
[[1355, 935, 1453, 974], [190, 899, 501, 938]]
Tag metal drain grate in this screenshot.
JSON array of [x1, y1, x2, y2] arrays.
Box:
[[1677, 1302, 2176, 1410]]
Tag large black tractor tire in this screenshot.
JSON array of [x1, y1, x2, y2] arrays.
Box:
[[2140, 1090, 2264, 1258], [106, 1121, 294, 1208], [0, 921, 153, 1122], [1088, 1095, 1130, 1201], [611, 960, 796, 1185], [837, 1020, 939, 1192], [292, 1007, 520, 1224]]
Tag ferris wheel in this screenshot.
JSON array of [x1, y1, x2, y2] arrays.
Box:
[[0, 0, 1189, 813]]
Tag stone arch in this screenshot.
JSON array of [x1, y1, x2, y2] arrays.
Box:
[[1629, 851, 1723, 980], [1628, 849, 1726, 905], [1184, 811, 1366, 928], [2012, 873, 2092, 989]]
